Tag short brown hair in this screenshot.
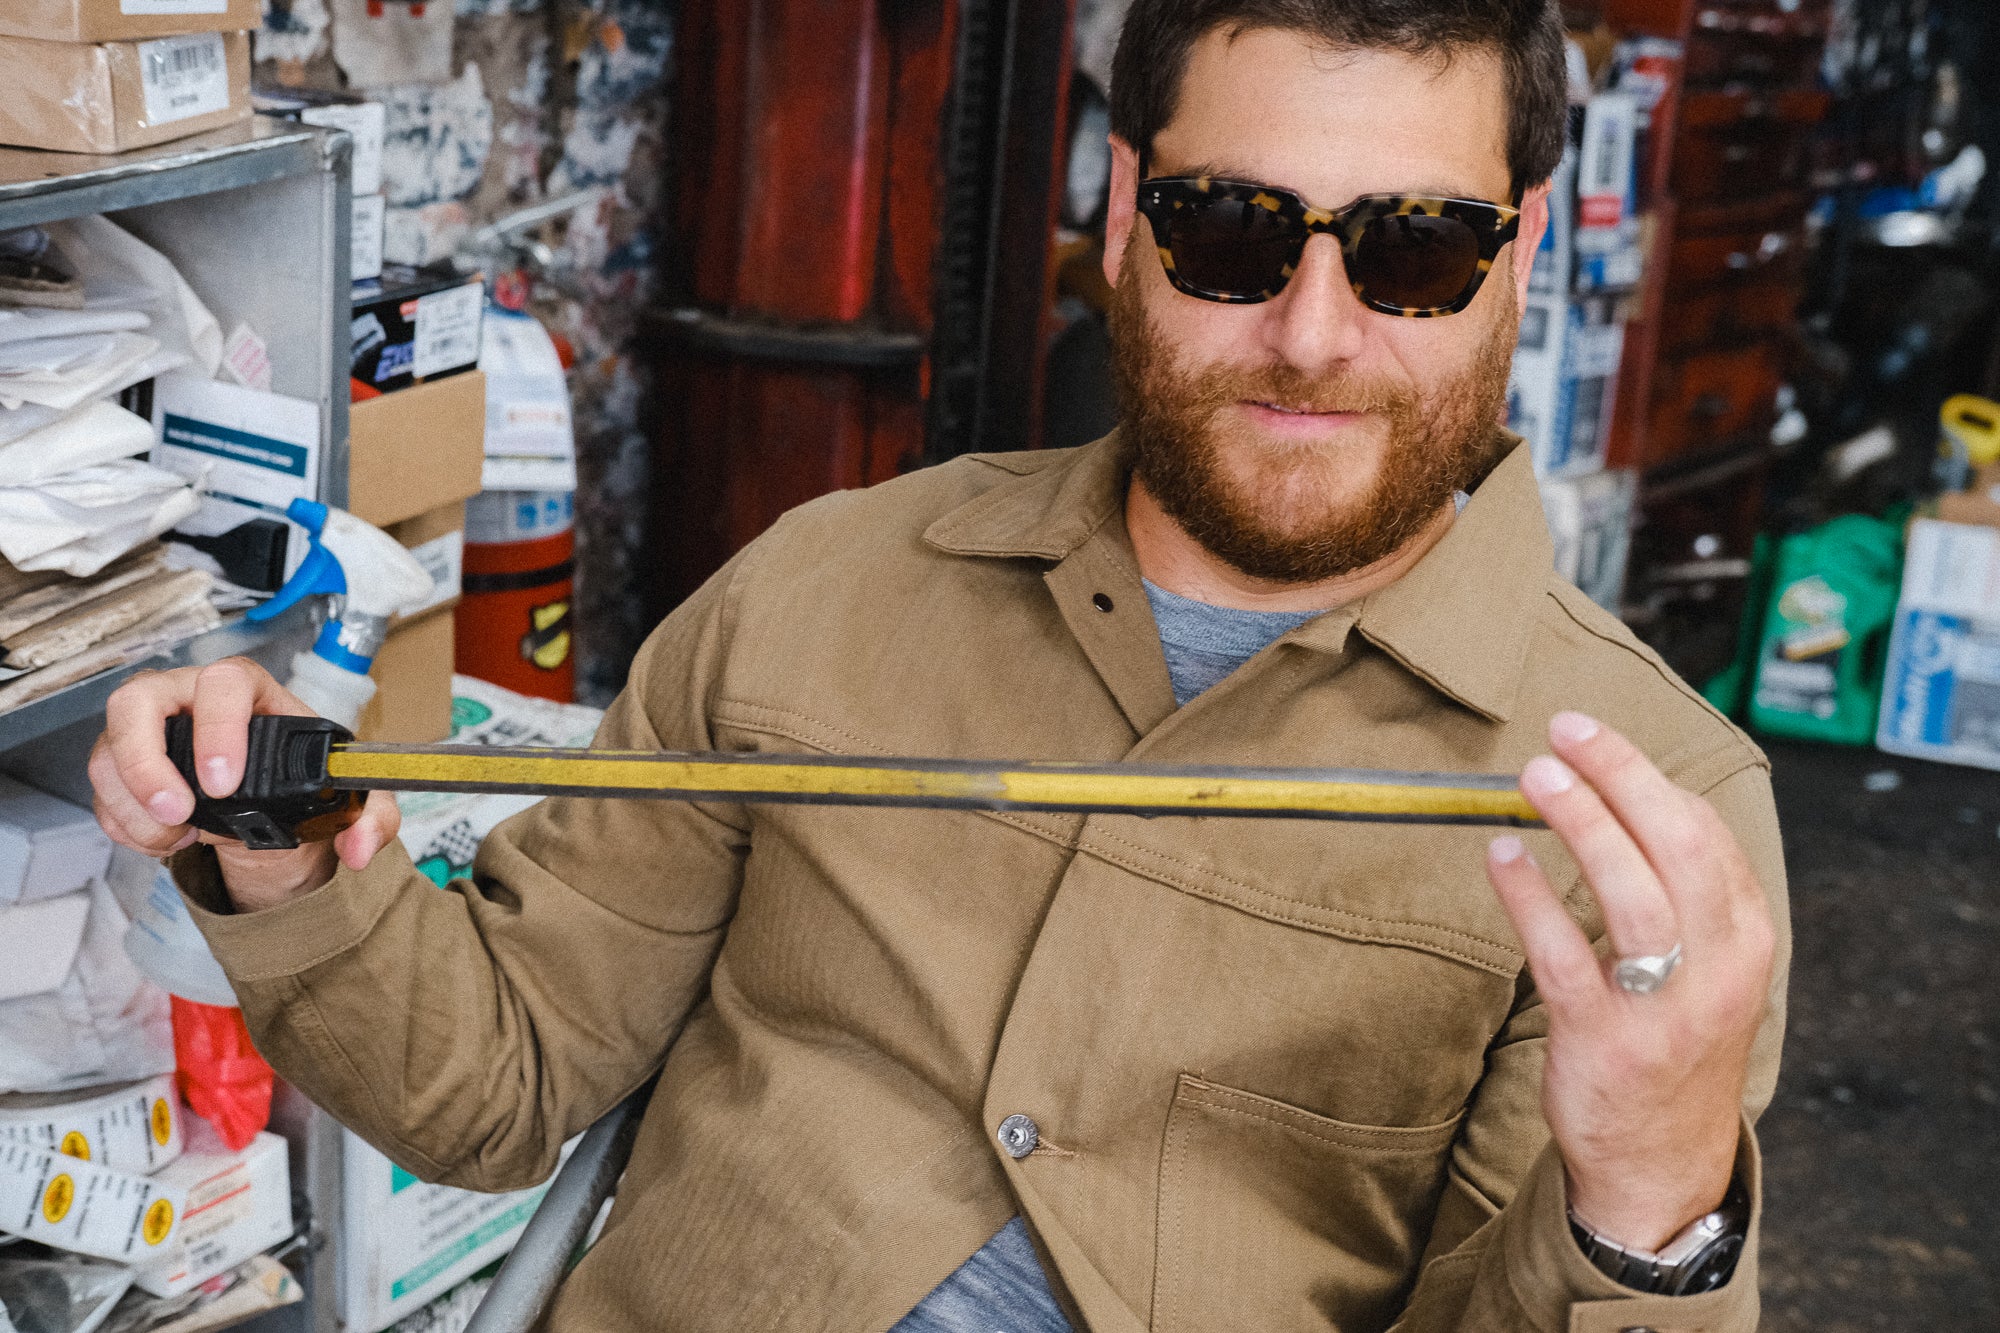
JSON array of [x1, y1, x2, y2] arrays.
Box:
[[1109, 0, 1569, 198]]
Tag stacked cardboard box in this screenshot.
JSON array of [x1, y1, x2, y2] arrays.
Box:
[[347, 372, 487, 743], [1512, 57, 1649, 614], [255, 86, 387, 281], [0, 1, 258, 154]]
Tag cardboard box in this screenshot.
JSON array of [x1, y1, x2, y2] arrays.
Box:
[[0, 0, 260, 44], [1530, 90, 1645, 296], [350, 264, 485, 397], [347, 371, 486, 529], [356, 609, 455, 744], [1538, 468, 1636, 613], [1934, 463, 2000, 529], [0, 30, 250, 155], [1877, 518, 2000, 770], [1508, 293, 1627, 477], [387, 502, 466, 629], [134, 1127, 292, 1298], [352, 192, 386, 282], [0, 775, 112, 906], [253, 87, 385, 195], [338, 1129, 565, 1333]]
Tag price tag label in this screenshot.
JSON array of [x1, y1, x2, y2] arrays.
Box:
[[412, 284, 484, 381], [138, 33, 230, 127]]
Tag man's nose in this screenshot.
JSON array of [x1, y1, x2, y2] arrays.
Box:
[[1259, 233, 1369, 372]]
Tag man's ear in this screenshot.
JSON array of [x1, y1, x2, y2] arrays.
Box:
[[1510, 179, 1554, 313], [1102, 133, 1143, 290]]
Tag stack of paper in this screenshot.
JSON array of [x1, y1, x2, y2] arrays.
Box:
[[0, 218, 231, 714]]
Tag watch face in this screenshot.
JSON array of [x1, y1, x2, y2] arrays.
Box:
[[1672, 1233, 1746, 1295]]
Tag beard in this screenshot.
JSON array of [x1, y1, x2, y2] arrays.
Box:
[[1106, 252, 1519, 585]]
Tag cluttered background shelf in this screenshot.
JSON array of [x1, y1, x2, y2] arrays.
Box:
[[0, 605, 314, 762]]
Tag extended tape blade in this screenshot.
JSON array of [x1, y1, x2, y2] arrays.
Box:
[[325, 744, 1542, 826]]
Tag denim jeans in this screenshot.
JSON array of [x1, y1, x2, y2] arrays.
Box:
[[888, 1216, 1074, 1332]]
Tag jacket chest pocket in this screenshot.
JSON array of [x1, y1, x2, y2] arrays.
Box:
[[1151, 1075, 1463, 1333]]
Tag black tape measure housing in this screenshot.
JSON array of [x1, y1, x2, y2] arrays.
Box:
[[164, 714, 365, 850]]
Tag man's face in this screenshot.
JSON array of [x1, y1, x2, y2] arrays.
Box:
[[1102, 28, 1548, 584]]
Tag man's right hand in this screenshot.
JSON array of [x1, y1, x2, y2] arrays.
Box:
[[90, 657, 401, 913]]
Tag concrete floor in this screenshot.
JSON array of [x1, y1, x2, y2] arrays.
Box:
[[1757, 738, 2000, 1328]]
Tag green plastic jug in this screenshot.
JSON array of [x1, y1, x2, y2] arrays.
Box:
[[1747, 514, 1905, 744]]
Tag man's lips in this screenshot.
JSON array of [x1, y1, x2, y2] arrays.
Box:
[[1238, 400, 1369, 431]]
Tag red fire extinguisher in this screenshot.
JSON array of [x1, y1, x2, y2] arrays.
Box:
[[456, 490, 576, 702]]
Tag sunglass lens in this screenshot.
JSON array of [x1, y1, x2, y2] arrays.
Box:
[[1166, 198, 1299, 298], [1350, 213, 1482, 311]]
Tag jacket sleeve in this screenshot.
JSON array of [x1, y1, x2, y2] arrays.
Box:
[[173, 548, 759, 1193], [1390, 758, 1790, 1333]]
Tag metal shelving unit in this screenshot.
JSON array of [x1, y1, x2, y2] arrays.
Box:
[[0, 119, 351, 765], [0, 116, 353, 1333]]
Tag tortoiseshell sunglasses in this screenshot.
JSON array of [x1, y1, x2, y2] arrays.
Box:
[[1134, 176, 1522, 316]]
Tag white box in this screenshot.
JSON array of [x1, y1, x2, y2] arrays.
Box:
[[150, 373, 320, 553], [1508, 293, 1627, 477], [1530, 92, 1645, 296], [337, 1131, 563, 1333], [0, 775, 112, 905], [134, 1126, 293, 1297], [352, 192, 386, 283], [1877, 519, 2000, 769], [299, 101, 386, 196], [1538, 468, 1637, 612]]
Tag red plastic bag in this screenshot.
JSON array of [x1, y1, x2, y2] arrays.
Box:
[[170, 996, 272, 1150]]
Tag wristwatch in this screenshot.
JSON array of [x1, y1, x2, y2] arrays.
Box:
[[1568, 1182, 1750, 1296]]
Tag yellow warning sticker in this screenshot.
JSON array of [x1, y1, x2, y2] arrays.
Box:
[[151, 1097, 173, 1147], [42, 1173, 73, 1224], [58, 1130, 90, 1161], [143, 1197, 175, 1246]]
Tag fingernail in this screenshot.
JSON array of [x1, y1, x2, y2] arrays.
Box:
[[147, 791, 186, 823], [1550, 711, 1600, 744], [1488, 834, 1525, 864], [168, 829, 199, 853], [202, 756, 235, 794], [1522, 755, 1575, 797]]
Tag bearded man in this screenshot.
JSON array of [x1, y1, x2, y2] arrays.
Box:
[[90, 1, 1787, 1329]]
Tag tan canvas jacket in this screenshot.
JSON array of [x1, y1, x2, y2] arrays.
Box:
[[178, 434, 1789, 1333]]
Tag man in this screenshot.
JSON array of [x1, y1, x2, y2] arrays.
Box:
[[91, 1, 1787, 1329]]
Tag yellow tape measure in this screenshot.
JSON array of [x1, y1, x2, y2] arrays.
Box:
[[170, 715, 1543, 850], [326, 744, 1542, 824]]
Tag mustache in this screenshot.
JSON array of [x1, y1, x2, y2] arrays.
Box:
[[1172, 360, 1422, 423]]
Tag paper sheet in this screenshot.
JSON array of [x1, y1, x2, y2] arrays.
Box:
[[0, 459, 201, 577]]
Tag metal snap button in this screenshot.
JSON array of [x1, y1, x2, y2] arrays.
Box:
[[996, 1114, 1039, 1158]]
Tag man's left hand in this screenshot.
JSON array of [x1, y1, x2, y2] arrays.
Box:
[[1485, 711, 1776, 1252]]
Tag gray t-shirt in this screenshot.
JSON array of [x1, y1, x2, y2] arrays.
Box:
[[1142, 579, 1322, 705]]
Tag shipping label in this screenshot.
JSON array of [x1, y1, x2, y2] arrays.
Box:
[[0, 1141, 185, 1262], [0, 1074, 184, 1176], [412, 284, 484, 381], [139, 33, 230, 127], [123, 1, 229, 12]]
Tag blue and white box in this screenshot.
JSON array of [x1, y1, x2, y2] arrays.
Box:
[[1877, 518, 2000, 770]]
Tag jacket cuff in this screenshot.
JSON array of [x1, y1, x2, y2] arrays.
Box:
[[171, 840, 418, 985], [1499, 1121, 1764, 1333]]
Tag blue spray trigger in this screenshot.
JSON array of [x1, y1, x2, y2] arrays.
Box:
[[247, 498, 345, 623]]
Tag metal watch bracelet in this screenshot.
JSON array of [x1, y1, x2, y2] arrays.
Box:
[[1567, 1181, 1751, 1297]]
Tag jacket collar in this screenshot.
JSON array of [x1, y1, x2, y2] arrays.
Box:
[[924, 431, 1551, 722]]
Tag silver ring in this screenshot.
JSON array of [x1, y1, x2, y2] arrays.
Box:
[[1612, 942, 1683, 995]]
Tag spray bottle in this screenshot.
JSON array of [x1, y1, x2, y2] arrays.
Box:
[[122, 501, 432, 1145], [247, 497, 435, 729]]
